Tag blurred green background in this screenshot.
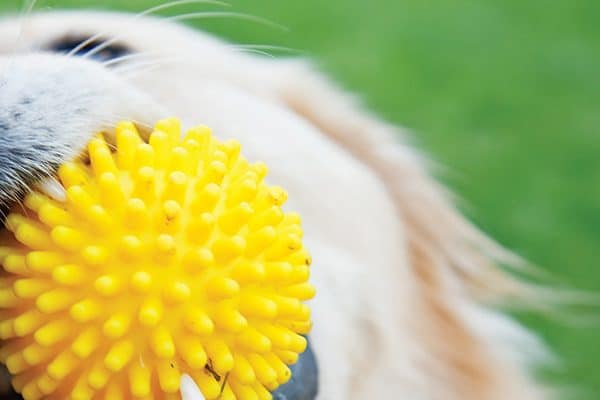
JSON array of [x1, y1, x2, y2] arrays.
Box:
[[1, 0, 599, 398]]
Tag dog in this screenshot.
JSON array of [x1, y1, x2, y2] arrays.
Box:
[[0, 6, 551, 400]]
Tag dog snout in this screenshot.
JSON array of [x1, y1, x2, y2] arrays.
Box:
[[0, 53, 166, 209]]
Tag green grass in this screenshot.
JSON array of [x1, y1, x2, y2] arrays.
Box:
[[2, 0, 599, 397]]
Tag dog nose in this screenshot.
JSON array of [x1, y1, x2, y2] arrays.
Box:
[[0, 53, 108, 209], [0, 53, 165, 210], [46, 35, 132, 62], [272, 338, 319, 400]]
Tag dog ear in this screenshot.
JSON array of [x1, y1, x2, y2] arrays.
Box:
[[269, 59, 529, 303], [266, 60, 550, 399]]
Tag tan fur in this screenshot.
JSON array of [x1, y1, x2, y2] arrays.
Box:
[[273, 61, 523, 298], [0, 10, 551, 399], [270, 60, 549, 399]]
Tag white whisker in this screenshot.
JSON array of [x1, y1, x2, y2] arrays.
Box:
[[104, 42, 299, 72], [133, 0, 229, 17], [12, 0, 38, 54], [0, 0, 39, 80], [234, 44, 303, 54], [21, 0, 38, 20], [86, 9, 286, 63], [232, 48, 275, 58], [69, 0, 230, 59], [167, 11, 289, 32], [114, 58, 181, 78], [101, 51, 165, 68], [111, 46, 292, 79], [86, 113, 154, 132]]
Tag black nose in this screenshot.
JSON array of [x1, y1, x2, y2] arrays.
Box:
[[0, 53, 132, 212], [46, 35, 131, 63], [272, 338, 319, 400]]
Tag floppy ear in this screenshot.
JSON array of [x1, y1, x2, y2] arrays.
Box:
[[269, 60, 527, 301], [264, 60, 550, 399]]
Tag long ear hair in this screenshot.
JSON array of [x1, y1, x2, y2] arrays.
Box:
[[273, 60, 532, 300], [269, 59, 553, 399]]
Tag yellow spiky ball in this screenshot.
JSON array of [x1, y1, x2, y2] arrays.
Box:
[[0, 118, 314, 400]]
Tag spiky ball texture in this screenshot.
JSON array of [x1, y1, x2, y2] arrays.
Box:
[[0, 118, 314, 400]]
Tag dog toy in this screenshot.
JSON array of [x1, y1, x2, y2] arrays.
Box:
[[0, 118, 314, 400]]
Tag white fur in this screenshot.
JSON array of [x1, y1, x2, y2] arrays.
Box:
[[0, 10, 549, 400]]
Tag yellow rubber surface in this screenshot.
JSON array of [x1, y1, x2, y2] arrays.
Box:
[[0, 118, 314, 400]]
